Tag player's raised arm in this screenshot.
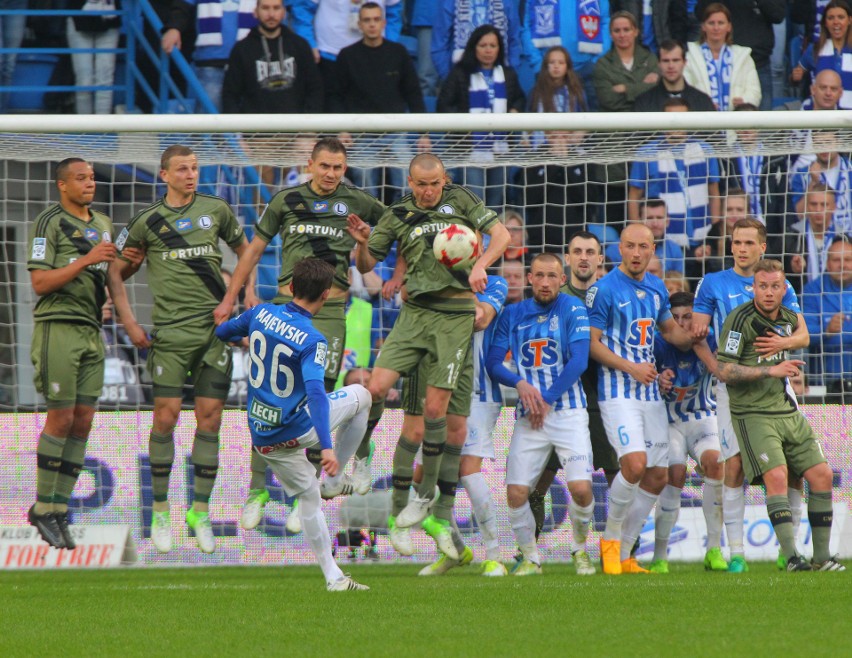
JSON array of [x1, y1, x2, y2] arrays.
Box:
[[471, 222, 510, 293], [347, 213, 378, 273], [213, 235, 267, 325], [691, 311, 712, 340], [31, 238, 116, 296], [659, 316, 694, 351]]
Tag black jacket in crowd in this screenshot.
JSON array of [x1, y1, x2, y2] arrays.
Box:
[[633, 79, 716, 112], [336, 39, 425, 114]]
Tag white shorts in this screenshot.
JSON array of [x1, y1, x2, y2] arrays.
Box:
[[668, 415, 720, 466], [599, 397, 669, 468], [259, 384, 370, 497], [715, 383, 739, 461], [506, 407, 593, 488], [462, 400, 502, 459]]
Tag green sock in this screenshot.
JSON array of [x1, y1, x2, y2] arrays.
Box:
[[35, 432, 65, 513], [767, 494, 797, 560], [355, 400, 384, 461], [432, 444, 462, 522], [391, 436, 419, 516], [808, 490, 833, 563], [53, 434, 88, 513], [191, 431, 219, 505], [149, 431, 175, 503], [417, 417, 447, 498], [249, 449, 267, 491]]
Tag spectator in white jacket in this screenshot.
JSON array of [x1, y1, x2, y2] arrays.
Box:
[[683, 2, 761, 111]]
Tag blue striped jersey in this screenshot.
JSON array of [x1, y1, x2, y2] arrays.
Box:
[[474, 275, 509, 403], [654, 333, 717, 422], [215, 302, 326, 447], [491, 293, 590, 413], [586, 268, 672, 401], [693, 268, 802, 338]]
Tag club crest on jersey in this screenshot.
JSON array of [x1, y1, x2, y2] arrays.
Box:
[[724, 331, 742, 354], [85, 228, 99, 241], [31, 237, 46, 260], [745, 284, 753, 293], [333, 202, 348, 216], [519, 338, 559, 368], [312, 201, 329, 212], [439, 204, 454, 214], [585, 287, 598, 308], [636, 289, 646, 299], [627, 318, 655, 347], [198, 215, 213, 229], [549, 315, 559, 331], [176, 219, 192, 232]]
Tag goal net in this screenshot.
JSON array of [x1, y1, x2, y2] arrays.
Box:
[[0, 112, 850, 567]]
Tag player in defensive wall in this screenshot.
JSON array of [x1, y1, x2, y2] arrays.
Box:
[[716, 259, 844, 573], [213, 137, 386, 531], [651, 291, 726, 573], [347, 152, 510, 559], [216, 257, 372, 590], [691, 217, 809, 573], [26, 158, 145, 550], [113, 144, 251, 554], [586, 223, 698, 575], [486, 253, 596, 576]]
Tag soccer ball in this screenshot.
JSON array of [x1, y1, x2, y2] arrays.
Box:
[[432, 224, 480, 270]]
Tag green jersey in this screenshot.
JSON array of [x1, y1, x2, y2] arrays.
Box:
[[255, 182, 385, 291], [118, 193, 245, 327], [27, 203, 113, 329], [717, 301, 800, 417], [367, 185, 498, 311]]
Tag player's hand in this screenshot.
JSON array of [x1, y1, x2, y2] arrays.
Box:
[[85, 240, 117, 265], [124, 320, 151, 349], [122, 246, 145, 269], [827, 312, 844, 334], [516, 380, 546, 425], [659, 368, 675, 394], [346, 213, 371, 244], [473, 305, 487, 331], [213, 296, 236, 325], [629, 361, 658, 385], [161, 28, 181, 53], [768, 359, 805, 380], [692, 319, 709, 340], [754, 330, 790, 357], [382, 277, 401, 301], [468, 263, 487, 293], [244, 287, 261, 309], [320, 449, 339, 477]]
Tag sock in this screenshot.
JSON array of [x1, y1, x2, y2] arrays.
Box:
[[355, 400, 384, 461], [416, 417, 447, 497], [191, 430, 219, 509], [391, 436, 419, 516], [249, 450, 267, 491], [569, 499, 595, 554], [334, 404, 369, 474], [35, 432, 65, 513], [460, 472, 500, 562], [723, 485, 745, 557], [788, 486, 804, 542], [53, 434, 88, 513], [306, 448, 323, 477], [808, 490, 833, 564], [298, 481, 344, 584], [621, 487, 658, 561], [653, 485, 682, 562], [703, 477, 724, 549], [508, 503, 540, 565], [603, 471, 637, 541], [528, 489, 546, 540], [767, 494, 797, 560], [431, 444, 462, 522], [149, 431, 175, 506], [450, 517, 467, 558]]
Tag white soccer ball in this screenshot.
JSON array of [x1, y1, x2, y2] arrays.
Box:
[[432, 224, 480, 271]]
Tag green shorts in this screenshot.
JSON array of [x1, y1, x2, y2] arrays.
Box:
[[31, 321, 104, 409], [376, 300, 474, 391], [401, 346, 473, 417], [275, 294, 345, 384], [148, 318, 232, 400], [734, 412, 827, 485]]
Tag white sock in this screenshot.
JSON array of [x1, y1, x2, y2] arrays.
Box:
[[703, 477, 723, 549], [788, 486, 803, 543], [298, 482, 344, 584], [508, 503, 540, 564], [621, 487, 658, 561], [723, 484, 745, 557], [461, 473, 500, 561], [653, 485, 682, 561], [603, 471, 637, 541], [568, 499, 595, 553]]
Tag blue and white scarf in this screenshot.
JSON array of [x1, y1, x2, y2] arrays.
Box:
[[577, 0, 603, 54], [701, 43, 732, 111], [528, 0, 561, 49], [197, 0, 256, 48], [469, 66, 507, 151], [738, 155, 764, 221], [453, 0, 509, 65], [804, 220, 831, 282], [820, 157, 852, 236]]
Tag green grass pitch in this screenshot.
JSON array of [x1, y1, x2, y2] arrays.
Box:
[[1, 562, 849, 657]]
